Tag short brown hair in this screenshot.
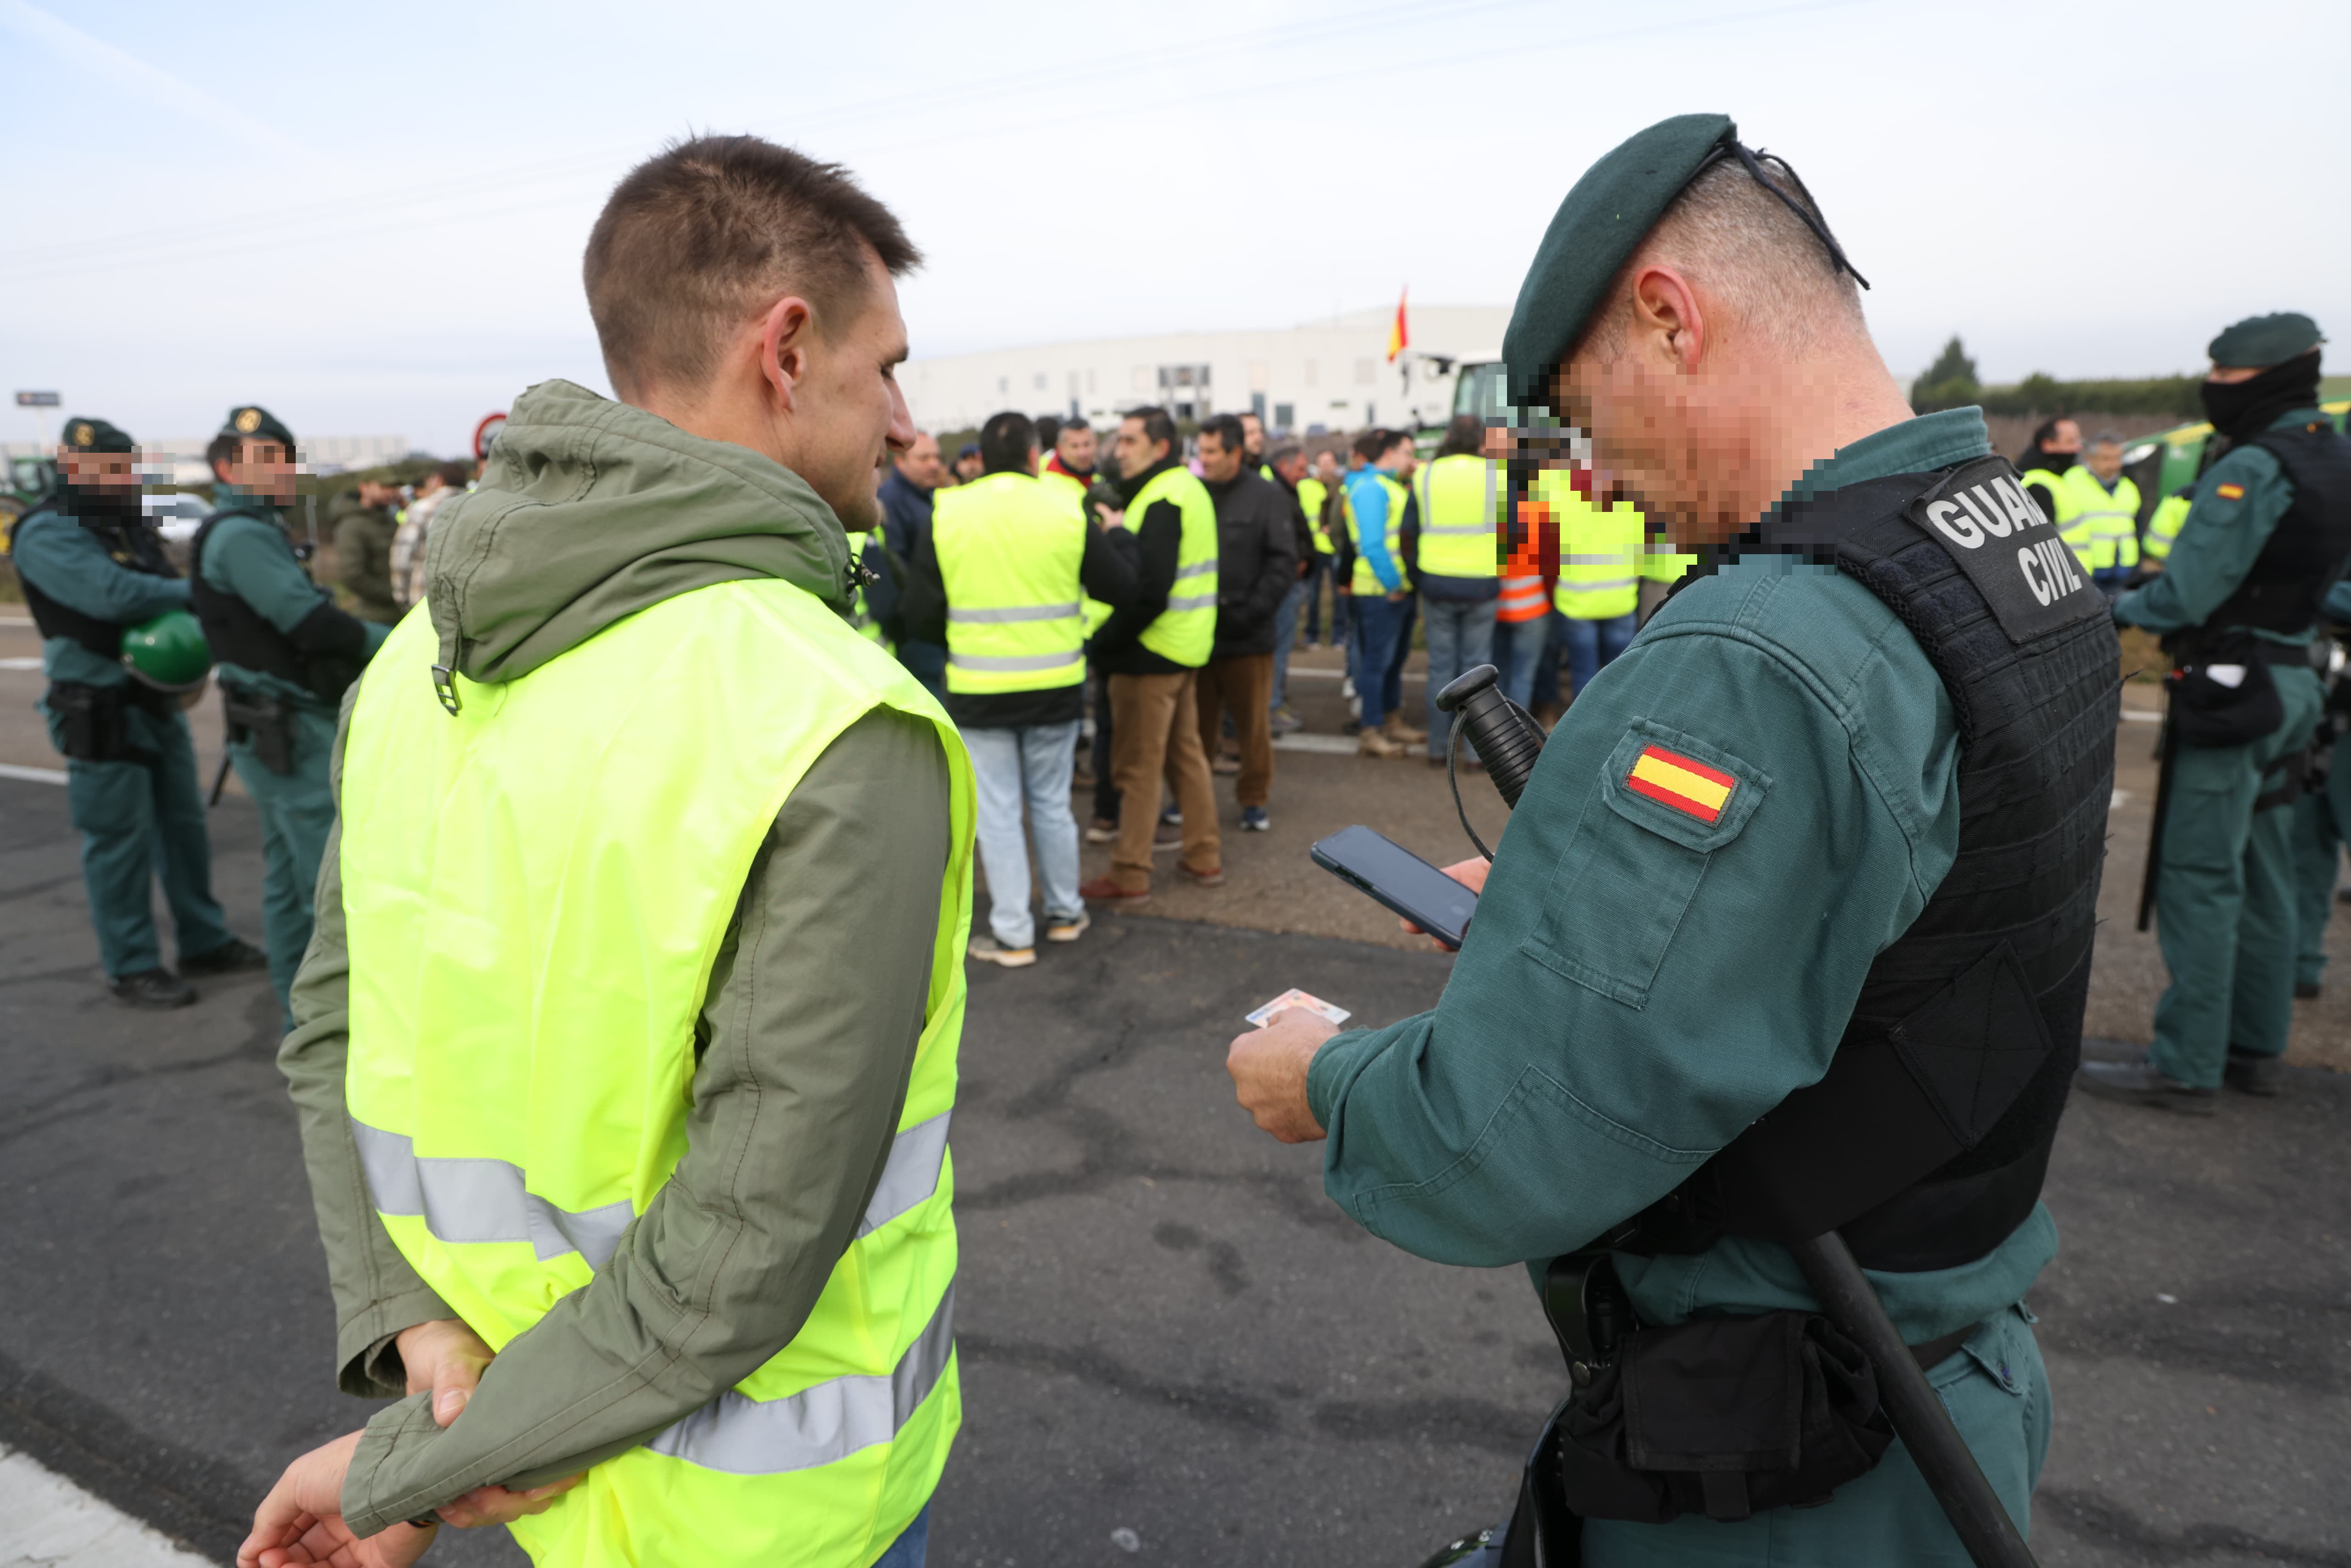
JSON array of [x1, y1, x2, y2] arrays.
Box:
[[584, 135, 921, 400]]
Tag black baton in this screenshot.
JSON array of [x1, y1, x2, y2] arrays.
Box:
[[207, 750, 232, 808]]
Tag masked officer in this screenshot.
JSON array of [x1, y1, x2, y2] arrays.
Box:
[[2084, 315, 2351, 1109], [192, 405, 388, 1024], [1228, 114, 2117, 1562], [2290, 579, 2351, 997], [9, 418, 264, 1006]]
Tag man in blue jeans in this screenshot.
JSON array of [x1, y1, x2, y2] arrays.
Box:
[[1346, 428, 1422, 757], [1411, 415, 1502, 760], [900, 411, 1136, 965]]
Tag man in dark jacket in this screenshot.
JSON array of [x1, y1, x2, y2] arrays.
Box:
[[1192, 415, 1297, 831], [328, 478, 404, 624], [879, 430, 947, 697]]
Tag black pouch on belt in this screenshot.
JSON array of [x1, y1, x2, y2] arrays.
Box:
[[47, 681, 129, 763], [1551, 1312, 1895, 1524], [221, 687, 296, 776], [2166, 631, 2285, 749]]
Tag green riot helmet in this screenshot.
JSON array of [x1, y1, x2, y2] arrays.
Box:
[[120, 610, 213, 692]]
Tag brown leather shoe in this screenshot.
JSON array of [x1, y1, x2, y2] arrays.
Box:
[[1178, 862, 1226, 888], [1078, 875, 1150, 906], [1357, 728, 1405, 759]]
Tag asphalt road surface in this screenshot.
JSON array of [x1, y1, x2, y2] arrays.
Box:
[[2, 675, 2346, 1565]]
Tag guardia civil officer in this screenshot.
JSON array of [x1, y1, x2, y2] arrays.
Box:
[[2081, 315, 2351, 1109], [9, 418, 264, 1006], [2289, 579, 2351, 996], [192, 405, 388, 1024], [1229, 114, 2118, 1562]]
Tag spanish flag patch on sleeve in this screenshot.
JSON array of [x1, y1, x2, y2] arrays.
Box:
[[2215, 482, 2245, 500], [1626, 744, 1737, 824]]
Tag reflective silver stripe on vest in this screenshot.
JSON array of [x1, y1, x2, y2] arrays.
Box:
[[1173, 559, 1218, 579], [1419, 524, 1489, 535], [1164, 592, 1219, 612], [945, 602, 1083, 624], [647, 1281, 956, 1476], [946, 648, 1083, 671], [860, 1112, 951, 1237], [1561, 554, 1630, 566], [352, 1109, 953, 1265], [1560, 578, 1636, 593], [349, 1118, 635, 1269]]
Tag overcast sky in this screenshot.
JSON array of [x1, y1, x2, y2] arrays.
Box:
[[4, 0, 2344, 455]]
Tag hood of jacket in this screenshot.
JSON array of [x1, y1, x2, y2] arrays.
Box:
[[422, 379, 850, 685]]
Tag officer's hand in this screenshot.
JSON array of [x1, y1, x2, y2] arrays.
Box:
[[1400, 857, 1490, 948], [395, 1317, 495, 1426], [239, 1430, 435, 1568], [1226, 1006, 1339, 1143], [432, 1473, 585, 1530]]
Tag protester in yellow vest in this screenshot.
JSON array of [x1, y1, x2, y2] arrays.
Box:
[[1408, 415, 1502, 762], [2141, 485, 2193, 570], [1344, 428, 1423, 757], [2066, 431, 2142, 592], [1076, 405, 1224, 905], [2017, 415, 2082, 552], [246, 137, 968, 1568], [1298, 448, 1345, 649], [899, 410, 1135, 967], [1544, 467, 1644, 700]]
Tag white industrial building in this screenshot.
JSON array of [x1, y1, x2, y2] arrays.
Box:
[[901, 303, 1507, 438]]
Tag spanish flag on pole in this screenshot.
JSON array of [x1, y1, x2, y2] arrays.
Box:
[[1386, 287, 1408, 362]]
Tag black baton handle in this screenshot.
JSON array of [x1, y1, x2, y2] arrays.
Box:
[[1788, 1232, 2039, 1568]]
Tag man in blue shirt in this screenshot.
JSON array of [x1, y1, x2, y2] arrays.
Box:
[[9, 417, 264, 1006], [1228, 114, 2115, 1564], [1344, 428, 1422, 758]]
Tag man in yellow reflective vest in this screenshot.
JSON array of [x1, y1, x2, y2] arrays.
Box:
[[901, 410, 1135, 966], [1546, 468, 1644, 701], [1297, 447, 1342, 651], [2064, 430, 2141, 594], [1408, 414, 1502, 762], [2142, 484, 2193, 571], [247, 136, 967, 1568], [1076, 405, 1224, 904], [1344, 427, 1423, 758], [2017, 416, 2082, 552]]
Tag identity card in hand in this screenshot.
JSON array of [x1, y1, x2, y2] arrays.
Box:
[[1246, 988, 1352, 1029]]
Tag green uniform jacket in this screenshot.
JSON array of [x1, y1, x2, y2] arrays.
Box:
[[1306, 408, 2055, 1343], [197, 495, 391, 709], [2112, 406, 2332, 647], [279, 380, 955, 1522], [10, 503, 192, 687]]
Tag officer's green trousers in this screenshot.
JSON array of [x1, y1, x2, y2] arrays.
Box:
[[225, 703, 339, 1028], [2151, 664, 2324, 1086], [2289, 731, 2350, 988], [1583, 1307, 2049, 1567], [49, 701, 235, 978]]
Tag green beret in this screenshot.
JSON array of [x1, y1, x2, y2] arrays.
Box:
[[1501, 113, 1735, 406], [217, 404, 297, 450], [2207, 313, 2323, 369], [61, 416, 133, 453]]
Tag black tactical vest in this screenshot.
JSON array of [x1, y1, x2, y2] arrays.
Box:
[[1630, 456, 2119, 1273], [189, 506, 368, 702], [2196, 420, 2351, 641], [8, 497, 177, 659]]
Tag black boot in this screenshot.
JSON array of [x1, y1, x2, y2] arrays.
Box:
[[108, 968, 197, 1010], [180, 936, 269, 976], [2222, 1047, 2284, 1096], [2075, 1053, 2217, 1115]]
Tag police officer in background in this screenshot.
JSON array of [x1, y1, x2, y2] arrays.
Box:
[[2082, 314, 2351, 1110], [1229, 114, 2117, 1561], [10, 418, 264, 1006], [900, 409, 1134, 965], [2290, 579, 2351, 997], [192, 406, 388, 1024]]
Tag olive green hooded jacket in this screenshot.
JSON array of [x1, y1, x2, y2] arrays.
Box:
[[278, 379, 954, 1531]]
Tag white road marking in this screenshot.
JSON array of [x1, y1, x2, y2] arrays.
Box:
[[2112, 790, 2132, 810], [0, 614, 34, 627], [2121, 709, 2161, 723], [0, 656, 45, 670], [0, 763, 69, 785], [1285, 666, 1425, 683], [0, 1446, 214, 1567], [1271, 733, 1362, 754]]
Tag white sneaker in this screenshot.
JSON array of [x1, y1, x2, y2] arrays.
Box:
[[1341, 676, 1356, 699], [967, 936, 1037, 968], [1044, 910, 1091, 943]]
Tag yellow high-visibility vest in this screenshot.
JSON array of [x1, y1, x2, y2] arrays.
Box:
[[1344, 470, 1408, 596], [1120, 466, 1218, 667], [1545, 472, 1641, 620], [1299, 477, 1335, 556], [339, 578, 974, 1568], [2143, 489, 2192, 564], [1040, 469, 1115, 637], [932, 472, 1088, 695], [2057, 466, 2141, 573], [1412, 454, 1499, 579]]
